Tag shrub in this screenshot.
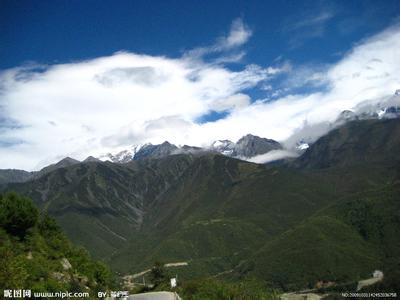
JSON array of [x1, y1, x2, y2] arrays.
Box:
[[0, 192, 39, 239]]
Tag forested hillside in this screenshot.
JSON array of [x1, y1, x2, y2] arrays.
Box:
[[0, 192, 115, 297]]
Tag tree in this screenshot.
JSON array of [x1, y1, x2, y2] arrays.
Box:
[[39, 213, 61, 235], [150, 261, 168, 287], [0, 192, 39, 239]]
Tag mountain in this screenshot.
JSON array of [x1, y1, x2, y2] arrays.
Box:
[[286, 91, 400, 153], [334, 91, 400, 125], [99, 149, 135, 163], [233, 134, 282, 157], [335, 110, 358, 124], [294, 119, 400, 169], [83, 156, 100, 162], [210, 140, 236, 156], [0, 157, 82, 185], [2, 118, 399, 292], [98, 135, 283, 164], [334, 106, 400, 126], [3, 152, 338, 273], [237, 119, 400, 289], [239, 173, 400, 290], [4, 155, 196, 258], [0, 169, 32, 185], [37, 157, 80, 176], [180, 145, 203, 152], [133, 141, 179, 160]]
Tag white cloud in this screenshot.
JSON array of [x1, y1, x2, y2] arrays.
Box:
[[284, 11, 334, 32], [244, 150, 299, 164], [0, 48, 274, 170], [220, 18, 252, 49], [1, 22, 400, 170], [282, 8, 335, 48], [209, 93, 251, 112], [184, 18, 252, 60]]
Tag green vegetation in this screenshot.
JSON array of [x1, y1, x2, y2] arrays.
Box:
[[130, 262, 278, 300], [149, 261, 169, 287], [0, 192, 38, 239], [0, 192, 115, 297], [176, 278, 278, 300], [2, 119, 400, 293], [240, 176, 400, 290]]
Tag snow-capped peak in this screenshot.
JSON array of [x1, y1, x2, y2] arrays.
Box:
[[98, 144, 147, 163], [297, 143, 310, 151], [210, 140, 235, 156]]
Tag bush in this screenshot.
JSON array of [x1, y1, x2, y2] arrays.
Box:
[[39, 213, 62, 236], [0, 231, 28, 289], [150, 261, 169, 287], [0, 192, 39, 239], [179, 278, 277, 300]]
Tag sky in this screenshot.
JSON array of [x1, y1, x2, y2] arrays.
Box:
[[1, 0, 400, 170]]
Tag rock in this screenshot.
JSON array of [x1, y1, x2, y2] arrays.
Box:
[[233, 134, 282, 157], [51, 272, 70, 283], [61, 258, 72, 270]]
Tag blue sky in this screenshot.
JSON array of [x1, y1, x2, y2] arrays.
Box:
[[1, 0, 398, 69], [0, 0, 400, 170]]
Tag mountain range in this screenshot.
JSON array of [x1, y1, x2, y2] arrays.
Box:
[[99, 93, 400, 164], [2, 94, 398, 183], [98, 133, 284, 164], [0, 134, 285, 185], [1, 117, 400, 291]]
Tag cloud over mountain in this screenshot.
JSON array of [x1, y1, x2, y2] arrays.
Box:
[[0, 21, 399, 170]]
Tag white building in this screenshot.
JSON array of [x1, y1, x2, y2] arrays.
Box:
[[373, 270, 383, 278]]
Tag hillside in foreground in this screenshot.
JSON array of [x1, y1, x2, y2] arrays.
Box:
[[0, 192, 115, 298]]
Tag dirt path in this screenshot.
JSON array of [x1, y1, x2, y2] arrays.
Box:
[[128, 291, 181, 300], [123, 262, 189, 288], [357, 274, 383, 291], [280, 292, 323, 300], [280, 272, 384, 300]]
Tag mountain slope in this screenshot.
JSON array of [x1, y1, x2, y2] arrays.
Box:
[[233, 134, 282, 157], [237, 119, 400, 289], [110, 154, 339, 275], [37, 157, 80, 176], [0, 169, 32, 185], [3, 119, 400, 291], [294, 119, 400, 169], [134, 142, 179, 160], [0, 192, 114, 295], [5, 155, 196, 258], [240, 181, 400, 290]]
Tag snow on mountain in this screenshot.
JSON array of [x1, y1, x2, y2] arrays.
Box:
[[96, 135, 283, 164], [210, 140, 236, 156], [288, 90, 400, 153], [96, 91, 400, 165], [352, 90, 400, 120], [98, 144, 146, 163], [296, 141, 310, 151]]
